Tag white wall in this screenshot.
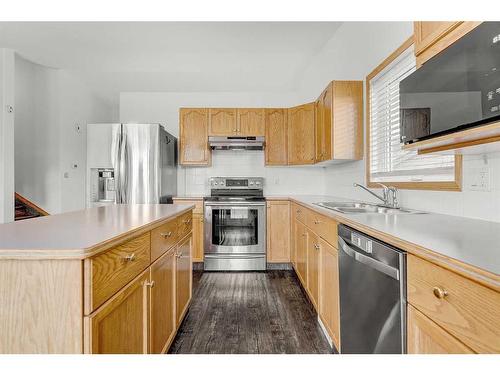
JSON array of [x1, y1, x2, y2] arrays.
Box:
[[297, 21, 500, 222], [120, 92, 326, 196], [15, 55, 116, 214], [0, 49, 15, 223]]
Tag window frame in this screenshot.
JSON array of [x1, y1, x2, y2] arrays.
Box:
[[365, 37, 462, 191]]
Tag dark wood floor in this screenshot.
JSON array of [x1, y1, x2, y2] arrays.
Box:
[[168, 270, 332, 354]]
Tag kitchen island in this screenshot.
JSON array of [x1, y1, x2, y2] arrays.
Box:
[[0, 204, 194, 354]]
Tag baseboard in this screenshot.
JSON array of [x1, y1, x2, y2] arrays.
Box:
[[193, 262, 204, 271], [266, 262, 293, 270]]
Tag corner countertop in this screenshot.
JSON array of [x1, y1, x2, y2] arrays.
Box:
[[267, 195, 500, 289], [0, 204, 194, 259]]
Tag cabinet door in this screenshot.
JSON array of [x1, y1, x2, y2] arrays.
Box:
[[87, 270, 150, 354], [287, 103, 315, 165], [306, 229, 320, 310], [295, 220, 308, 286], [237, 108, 265, 136], [407, 305, 474, 354], [414, 22, 462, 56], [179, 108, 210, 166], [192, 213, 204, 262], [176, 234, 192, 325], [208, 108, 237, 136], [319, 238, 340, 350], [150, 250, 176, 354], [315, 85, 332, 162], [265, 108, 288, 165], [266, 201, 290, 263]]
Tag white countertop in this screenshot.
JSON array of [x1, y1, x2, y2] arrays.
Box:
[[0, 204, 193, 258], [269, 195, 500, 282]]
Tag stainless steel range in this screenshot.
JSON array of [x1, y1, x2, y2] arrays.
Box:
[[204, 177, 266, 271]]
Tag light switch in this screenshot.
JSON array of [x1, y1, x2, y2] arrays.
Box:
[[468, 167, 490, 191]]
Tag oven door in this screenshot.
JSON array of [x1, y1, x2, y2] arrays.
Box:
[[204, 201, 266, 255]]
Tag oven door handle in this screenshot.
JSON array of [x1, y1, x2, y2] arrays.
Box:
[[204, 202, 266, 207], [338, 237, 400, 280]]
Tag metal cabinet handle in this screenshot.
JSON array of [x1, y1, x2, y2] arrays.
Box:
[[433, 286, 449, 299], [314, 220, 323, 224], [161, 231, 172, 238], [183, 219, 191, 224], [176, 252, 182, 258], [144, 280, 155, 288], [124, 253, 136, 262], [314, 244, 320, 250]]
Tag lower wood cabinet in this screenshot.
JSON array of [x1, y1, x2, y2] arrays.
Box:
[[295, 220, 308, 286], [306, 228, 320, 309], [266, 200, 291, 263], [318, 238, 340, 350], [150, 249, 176, 354], [407, 305, 474, 354], [192, 213, 204, 262], [176, 234, 193, 325], [86, 269, 150, 354]]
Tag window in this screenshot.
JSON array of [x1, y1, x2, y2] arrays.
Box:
[[366, 38, 462, 191]]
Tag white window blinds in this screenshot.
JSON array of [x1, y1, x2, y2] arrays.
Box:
[[369, 46, 455, 183]]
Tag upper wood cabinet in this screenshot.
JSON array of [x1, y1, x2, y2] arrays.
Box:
[[265, 108, 288, 165], [150, 250, 176, 354], [414, 22, 481, 67], [315, 81, 363, 162], [288, 103, 316, 165], [266, 200, 291, 263], [87, 270, 150, 354], [179, 108, 210, 166], [407, 305, 474, 354], [237, 108, 265, 136], [208, 108, 237, 136]]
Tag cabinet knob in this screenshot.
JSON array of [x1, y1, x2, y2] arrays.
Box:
[[123, 253, 136, 262], [144, 280, 155, 288], [314, 220, 323, 225], [183, 219, 191, 224], [161, 231, 172, 238], [314, 244, 320, 250], [433, 286, 448, 299]]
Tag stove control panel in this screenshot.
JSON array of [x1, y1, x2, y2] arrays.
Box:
[[209, 177, 264, 189]]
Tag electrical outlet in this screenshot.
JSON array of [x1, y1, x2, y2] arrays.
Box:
[[468, 167, 490, 191]]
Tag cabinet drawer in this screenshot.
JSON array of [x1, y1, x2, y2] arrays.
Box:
[[173, 199, 203, 214], [151, 219, 179, 262], [306, 210, 338, 248], [407, 255, 500, 353], [88, 233, 151, 313], [177, 211, 193, 239], [292, 203, 306, 224]]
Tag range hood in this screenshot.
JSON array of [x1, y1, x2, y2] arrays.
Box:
[[209, 136, 265, 151]]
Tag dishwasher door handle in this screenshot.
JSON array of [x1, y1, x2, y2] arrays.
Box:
[[338, 237, 400, 280]]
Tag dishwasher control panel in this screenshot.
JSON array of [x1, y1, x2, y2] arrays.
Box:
[[351, 232, 373, 253]]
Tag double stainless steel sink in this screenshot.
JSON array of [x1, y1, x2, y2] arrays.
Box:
[[314, 201, 424, 215]]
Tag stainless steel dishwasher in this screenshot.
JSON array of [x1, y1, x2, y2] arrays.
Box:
[[338, 224, 406, 354]]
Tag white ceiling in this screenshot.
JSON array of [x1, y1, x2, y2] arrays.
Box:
[[0, 22, 342, 96]]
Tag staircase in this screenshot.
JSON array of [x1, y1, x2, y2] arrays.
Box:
[[14, 193, 49, 221]]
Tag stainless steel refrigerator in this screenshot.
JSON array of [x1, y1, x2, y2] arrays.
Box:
[[87, 123, 177, 207]]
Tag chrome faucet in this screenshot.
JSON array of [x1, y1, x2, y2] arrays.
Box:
[[353, 182, 399, 208]]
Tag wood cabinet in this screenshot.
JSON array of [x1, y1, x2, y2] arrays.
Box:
[[306, 228, 320, 309], [414, 22, 481, 67], [288, 103, 316, 165], [266, 200, 290, 263], [318, 238, 340, 350], [315, 81, 363, 162], [265, 108, 288, 165], [86, 270, 150, 354], [407, 254, 500, 353], [179, 108, 210, 166], [192, 213, 204, 262], [237, 108, 265, 136], [294, 220, 308, 286], [208, 108, 237, 136], [407, 305, 474, 354], [176, 234, 192, 325], [150, 250, 176, 354]]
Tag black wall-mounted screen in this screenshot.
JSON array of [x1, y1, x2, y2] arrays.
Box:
[[400, 22, 500, 144]]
